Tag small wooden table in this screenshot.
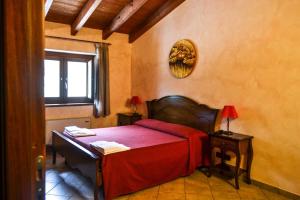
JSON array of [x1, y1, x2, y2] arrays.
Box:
[[209, 130, 253, 189], [117, 113, 142, 126]]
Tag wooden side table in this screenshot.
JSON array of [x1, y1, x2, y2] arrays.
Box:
[[209, 130, 253, 189], [117, 113, 142, 126]]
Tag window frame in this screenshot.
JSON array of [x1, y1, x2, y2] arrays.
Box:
[[44, 51, 95, 105]]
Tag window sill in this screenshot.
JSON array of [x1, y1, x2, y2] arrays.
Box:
[[45, 103, 93, 107]]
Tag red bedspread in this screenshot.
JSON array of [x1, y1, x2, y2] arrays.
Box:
[[64, 119, 209, 200]]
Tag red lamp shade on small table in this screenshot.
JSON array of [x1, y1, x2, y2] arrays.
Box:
[[130, 96, 142, 113], [221, 105, 238, 134]]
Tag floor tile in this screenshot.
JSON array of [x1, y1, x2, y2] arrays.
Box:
[[46, 181, 58, 193], [212, 194, 241, 200], [128, 186, 159, 200], [114, 195, 130, 200], [211, 184, 240, 200], [46, 171, 64, 184], [210, 183, 237, 191], [208, 175, 228, 186], [186, 193, 214, 200], [185, 176, 211, 194], [238, 185, 268, 200], [62, 171, 85, 189], [262, 189, 293, 200], [159, 178, 185, 194], [187, 170, 209, 183], [46, 194, 70, 200], [47, 182, 78, 197], [77, 184, 95, 199], [68, 193, 96, 200], [157, 192, 186, 200]]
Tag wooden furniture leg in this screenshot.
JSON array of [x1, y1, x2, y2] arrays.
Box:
[[52, 146, 56, 164], [235, 148, 241, 189], [246, 139, 253, 184], [220, 149, 227, 173], [94, 185, 99, 200], [94, 160, 102, 200], [209, 147, 215, 177]]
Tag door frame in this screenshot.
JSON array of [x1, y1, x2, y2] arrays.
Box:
[[2, 0, 45, 199], [1, 0, 6, 199]]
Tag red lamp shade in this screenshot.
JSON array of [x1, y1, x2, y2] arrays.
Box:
[[221, 105, 238, 119], [130, 96, 142, 105], [221, 105, 238, 134]]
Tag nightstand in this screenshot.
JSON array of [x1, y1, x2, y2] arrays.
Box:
[[117, 113, 142, 126], [209, 130, 253, 189]]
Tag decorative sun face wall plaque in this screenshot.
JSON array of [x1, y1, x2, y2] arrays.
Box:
[[169, 39, 196, 78]]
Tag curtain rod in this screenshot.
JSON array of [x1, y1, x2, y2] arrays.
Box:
[[45, 35, 111, 45]]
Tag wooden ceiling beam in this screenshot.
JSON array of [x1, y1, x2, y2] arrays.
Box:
[[102, 0, 149, 40], [129, 0, 185, 43], [45, 0, 54, 17], [71, 0, 103, 35]]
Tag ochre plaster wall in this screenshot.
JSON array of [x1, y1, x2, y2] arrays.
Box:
[[45, 22, 132, 127], [131, 0, 300, 195]]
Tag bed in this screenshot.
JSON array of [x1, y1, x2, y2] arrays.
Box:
[[51, 95, 219, 200]]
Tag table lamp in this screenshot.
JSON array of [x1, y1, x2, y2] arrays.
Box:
[[130, 96, 142, 114], [221, 105, 238, 135]]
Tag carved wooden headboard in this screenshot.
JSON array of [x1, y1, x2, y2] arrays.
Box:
[[146, 95, 219, 134]]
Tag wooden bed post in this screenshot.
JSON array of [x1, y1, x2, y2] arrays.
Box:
[[52, 131, 102, 199], [52, 148, 56, 165], [52, 134, 56, 164], [94, 159, 101, 200]]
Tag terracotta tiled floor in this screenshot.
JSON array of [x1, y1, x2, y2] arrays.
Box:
[[46, 154, 293, 200]]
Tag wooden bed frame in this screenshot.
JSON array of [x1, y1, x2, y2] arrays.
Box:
[[52, 95, 219, 199]]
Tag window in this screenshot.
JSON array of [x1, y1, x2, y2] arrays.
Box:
[[44, 51, 94, 104]]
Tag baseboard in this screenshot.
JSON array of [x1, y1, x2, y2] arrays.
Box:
[[252, 179, 300, 200]]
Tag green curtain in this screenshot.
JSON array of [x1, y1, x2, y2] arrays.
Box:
[[94, 43, 110, 117]]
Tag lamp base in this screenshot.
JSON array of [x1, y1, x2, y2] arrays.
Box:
[[131, 105, 137, 114], [225, 118, 233, 135], [223, 131, 233, 135], [132, 112, 140, 116]]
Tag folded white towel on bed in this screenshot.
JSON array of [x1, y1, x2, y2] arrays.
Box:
[[64, 126, 96, 137], [65, 126, 81, 132], [90, 141, 130, 155]]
